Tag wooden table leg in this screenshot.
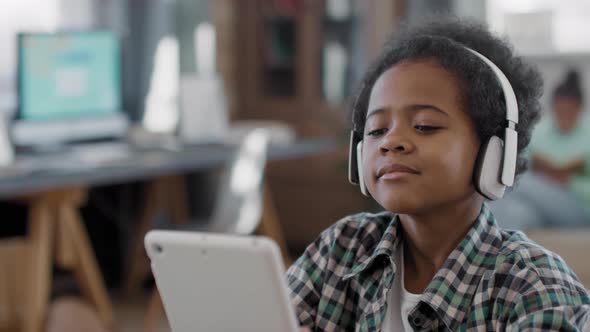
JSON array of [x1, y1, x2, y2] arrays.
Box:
[[55, 206, 76, 270], [166, 175, 190, 226], [139, 176, 189, 332], [59, 192, 114, 328], [13, 188, 115, 332], [256, 184, 293, 267], [0, 238, 27, 331], [124, 179, 166, 295], [144, 288, 165, 332], [0, 241, 12, 328], [125, 175, 190, 295], [22, 198, 54, 332]]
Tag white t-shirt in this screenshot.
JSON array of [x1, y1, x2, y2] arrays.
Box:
[[381, 244, 422, 332]]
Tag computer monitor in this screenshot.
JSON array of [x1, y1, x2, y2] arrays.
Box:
[[14, 31, 128, 147]]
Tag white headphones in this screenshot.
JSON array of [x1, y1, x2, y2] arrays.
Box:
[[348, 46, 519, 201]]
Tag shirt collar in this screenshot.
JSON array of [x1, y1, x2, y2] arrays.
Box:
[[416, 204, 503, 331], [342, 212, 401, 280], [344, 204, 502, 330]]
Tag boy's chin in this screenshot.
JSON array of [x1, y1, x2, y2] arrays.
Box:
[[375, 190, 481, 215], [375, 197, 427, 215], [371, 187, 447, 215]]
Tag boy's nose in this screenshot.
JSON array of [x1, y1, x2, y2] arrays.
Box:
[[379, 131, 415, 154]]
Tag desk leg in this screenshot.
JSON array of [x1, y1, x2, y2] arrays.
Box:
[[125, 176, 190, 295], [257, 185, 293, 267], [55, 206, 76, 269], [22, 199, 53, 332], [166, 175, 190, 226], [0, 238, 27, 330], [60, 199, 114, 328], [125, 179, 165, 295], [144, 287, 165, 332]]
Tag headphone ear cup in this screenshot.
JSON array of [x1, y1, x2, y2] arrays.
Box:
[[474, 136, 506, 200], [356, 142, 371, 197], [348, 132, 360, 185]]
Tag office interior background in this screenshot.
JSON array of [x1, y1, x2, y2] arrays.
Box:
[[1, 0, 590, 331]]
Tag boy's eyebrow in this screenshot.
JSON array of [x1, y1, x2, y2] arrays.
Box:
[[366, 104, 449, 119], [409, 104, 449, 116], [366, 107, 389, 119]]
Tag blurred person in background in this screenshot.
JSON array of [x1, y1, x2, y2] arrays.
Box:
[[489, 70, 590, 230], [532, 70, 590, 211]]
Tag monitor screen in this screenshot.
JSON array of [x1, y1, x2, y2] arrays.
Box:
[[17, 31, 122, 121]]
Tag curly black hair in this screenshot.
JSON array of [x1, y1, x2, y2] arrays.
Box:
[[351, 17, 543, 177]]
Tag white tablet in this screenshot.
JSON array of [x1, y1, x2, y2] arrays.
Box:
[[144, 230, 299, 332]]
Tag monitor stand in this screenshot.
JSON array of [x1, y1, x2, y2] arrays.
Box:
[[11, 113, 129, 149]]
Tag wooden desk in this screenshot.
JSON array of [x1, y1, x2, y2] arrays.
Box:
[[0, 139, 335, 331]]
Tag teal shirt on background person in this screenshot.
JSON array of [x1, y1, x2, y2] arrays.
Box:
[[529, 113, 590, 212]]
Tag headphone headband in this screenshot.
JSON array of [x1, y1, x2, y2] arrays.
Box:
[[465, 48, 518, 125], [464, 47, 518, 187]]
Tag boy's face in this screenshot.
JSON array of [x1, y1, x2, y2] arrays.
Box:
[[362, 60, 481, 214]]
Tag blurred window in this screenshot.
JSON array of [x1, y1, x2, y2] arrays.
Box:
[[0, 0, 96, 112], [0, 1, 59, 75], [0, 0, 59, 111], [487, 0, 590, 55]]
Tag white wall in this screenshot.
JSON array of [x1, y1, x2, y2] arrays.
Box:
[[453, 0, 486, 21], [0, 0, 98, 114], [0, 0, 59, 112], [56, 0, 96, 29], [487, 0, 590, 55]]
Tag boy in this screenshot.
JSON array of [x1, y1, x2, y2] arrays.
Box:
[[287, 18, 590, 331]]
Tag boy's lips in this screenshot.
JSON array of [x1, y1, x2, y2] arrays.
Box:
[[376, 163, 420, 179]]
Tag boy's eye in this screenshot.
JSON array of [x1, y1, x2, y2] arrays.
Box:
[[366, 128, 387, 137], [414, 125, 440, 133]]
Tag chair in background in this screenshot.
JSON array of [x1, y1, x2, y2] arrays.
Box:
[[177, 127, 270, 235], [136, 128, 292, 330]]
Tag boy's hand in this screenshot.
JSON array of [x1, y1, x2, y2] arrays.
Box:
[[532, 154, 558, 173], [563, 158, 585, 174], [532, 154, 583, 185], [299, 327, 311, 332], [546, 169, 571, 185]]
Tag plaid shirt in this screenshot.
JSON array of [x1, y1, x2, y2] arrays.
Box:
[[286, 204, 590, 331]]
